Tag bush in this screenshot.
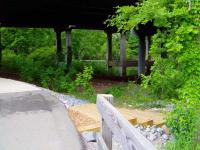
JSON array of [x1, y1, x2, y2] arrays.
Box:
[[2, 49, 96, 100], [40, 67, 71, 91], [74, 66, 94, 91], [166, 100, 200, 147], [28, 47, 55, 67], [1, 50, 23, 71]]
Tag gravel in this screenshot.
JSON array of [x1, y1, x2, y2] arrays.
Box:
[[42, 88, 88, 108], [82, 125, 173, 150], [134, 125, 173, 146], [82, 132, 97, 142], [40, 88, 172, 149]]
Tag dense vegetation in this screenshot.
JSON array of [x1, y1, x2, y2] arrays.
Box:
[[0, 28, 150, 104], [108, 0, 200, 149], [0, 0, 199, 149]]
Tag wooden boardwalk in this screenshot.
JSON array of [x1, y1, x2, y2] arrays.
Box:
[[68, 103, 165, 132]]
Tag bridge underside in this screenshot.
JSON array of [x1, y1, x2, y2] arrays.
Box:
[[0, 0, 137, 30], [0, 0, 156, 77]]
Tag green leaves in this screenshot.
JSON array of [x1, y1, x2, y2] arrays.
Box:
[[109, 0, 200, 148], [1, 28, 54, 55], [75, 66, 94, 91]]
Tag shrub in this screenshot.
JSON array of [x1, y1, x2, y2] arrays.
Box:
[[74, 66, 94, 91], [2, 50, 22, 71], [28, 47, 55, 67]]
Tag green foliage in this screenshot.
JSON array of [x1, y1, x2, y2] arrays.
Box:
[[1, 28, 54, 54], [166, 137, 200, 150], [104, 81, 158, 108], [27, 47, 55, 67], [109, 0, 200, 148], [126, 32, 139, 59], [75, 66, 94, 91], [2, 49, 73, 91], [166, 99, 200, 149], [2, 49, 98, 102], [2, 49, 154, 105], [72, 30, 106, 59], [1, 50, 21, 71], [1, 27, 140, 78]]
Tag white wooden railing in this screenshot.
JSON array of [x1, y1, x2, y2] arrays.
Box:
[[96, 94, 156, 150]]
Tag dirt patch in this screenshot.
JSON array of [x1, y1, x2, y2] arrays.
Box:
[[91, 79, 124, 93], [0, 68, 21, 81]]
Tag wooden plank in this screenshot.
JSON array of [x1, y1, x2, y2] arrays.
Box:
[[108, 60, 153, 67], [102, 120, 112, 150], [79, 124, 100, 132], [69, 103, 164, 133], [101, 94, 113, 150], [101, 94, 113, 104], [106, 32, 112, 69], [120, 33, 126, 77], [66, 29, 72, 68], [129, 118, 137, 125], [140, 120, 153, 126], [97, 94, 156, 150], [97, 134, 109, 150]]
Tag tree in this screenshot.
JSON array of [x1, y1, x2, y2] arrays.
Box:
[[1, 28, 54, 54], [108, 0, 200, 148]]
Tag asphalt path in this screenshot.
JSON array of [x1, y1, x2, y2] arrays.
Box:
[[0, 78, 83, 150]]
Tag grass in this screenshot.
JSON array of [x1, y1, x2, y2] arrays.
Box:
[[70, 81, 166, 109], [103, 82, 165, 108]]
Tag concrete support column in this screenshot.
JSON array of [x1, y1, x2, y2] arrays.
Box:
[[0, 26, 2, 66], [120, 33, 126, 77], [55, 29, 62, 63], [66, 29, 72, 69], [106, 32, 112, 70], [138, 35, 146, 76], [146, 35, 152, 75], [145, 36, 149, 60]]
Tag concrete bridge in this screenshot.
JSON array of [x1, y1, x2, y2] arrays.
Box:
[[0, 0, 156, 77], [0, 78, 83, 150]]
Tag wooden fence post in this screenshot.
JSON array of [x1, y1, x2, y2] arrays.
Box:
[[97, 94, 156, 150], [98, 94, 113, 150]]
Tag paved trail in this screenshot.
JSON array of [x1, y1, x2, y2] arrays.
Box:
[[0, 78, 83, 150]]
